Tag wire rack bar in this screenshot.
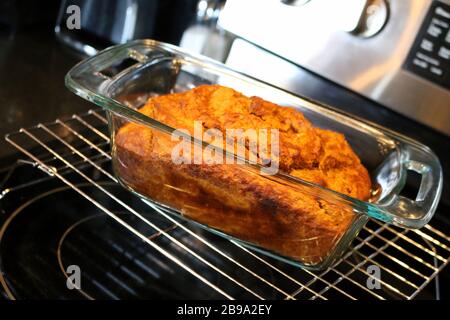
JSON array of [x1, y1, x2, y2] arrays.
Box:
[[4, 109, 450, 300]]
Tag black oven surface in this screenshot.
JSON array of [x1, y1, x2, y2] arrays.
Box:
[[0, 24, 449, 301]]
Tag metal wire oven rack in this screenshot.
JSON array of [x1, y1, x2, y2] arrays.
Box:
[[4, 109, 450, 300]]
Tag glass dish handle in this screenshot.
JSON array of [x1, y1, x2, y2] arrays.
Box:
[[375, 144, 443, 229], [65, 41, 178, 132], [65, 42, 148, 99]]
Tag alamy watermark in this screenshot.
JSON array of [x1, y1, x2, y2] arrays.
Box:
[[66, 264, 81, 290], [66, 5, 81, 30], [171, 121, 280, 175], [366, 264, 381, 289]]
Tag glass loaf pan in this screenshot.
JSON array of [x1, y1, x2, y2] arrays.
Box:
[[66, 40, 443, 270]]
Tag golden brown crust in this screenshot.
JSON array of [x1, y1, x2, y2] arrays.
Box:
[[113, 85, 372, 265]]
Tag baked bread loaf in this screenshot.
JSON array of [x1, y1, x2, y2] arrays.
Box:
[[114, 85, 371, 265]]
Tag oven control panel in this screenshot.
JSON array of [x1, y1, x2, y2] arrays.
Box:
[[404, 1, 450, 91]]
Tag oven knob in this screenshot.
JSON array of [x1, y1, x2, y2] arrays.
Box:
[[354, 0, 389, 37]]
